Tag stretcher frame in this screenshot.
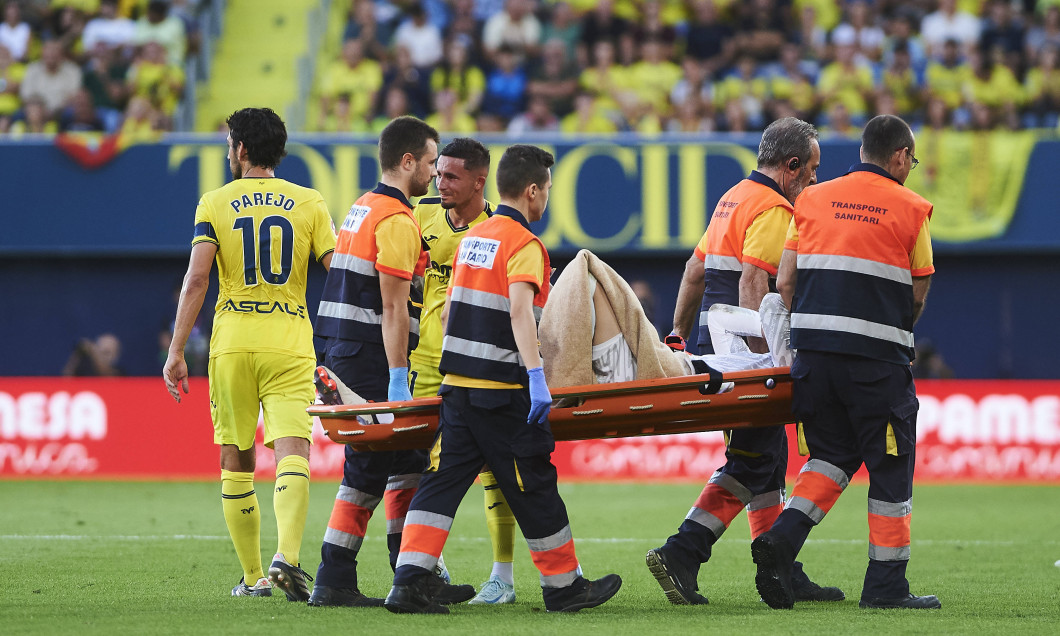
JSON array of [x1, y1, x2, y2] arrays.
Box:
[[310, 367, 794, 452]]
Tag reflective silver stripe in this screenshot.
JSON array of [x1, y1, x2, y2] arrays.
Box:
[[791, 313, 914, 348], [540, 569, 580, 588], [330, 251, 378, 276], [386, 517, 405, 535], [709, 470, 753, 504], [704, 254, 743, 271], [686, 506, 727, 539], [405, 510, 454, 532], [797, 253, 912, 285], [318, 301, 382, 326], [785, 496, 827, 524], [868, 544, 910, 561], [450, 286, 510, 313], [801, 459, 850, 489], [395, 551, 438, 571], [526, 525, 573, 553], [443, 335, 520, 365], [336, 485, 381, 509], [386, 473, 422, 491], [746, 489, 784, 511], [868, 498, 912, 517], [533, 304, 543, 321], [323, 527, 363, 551]]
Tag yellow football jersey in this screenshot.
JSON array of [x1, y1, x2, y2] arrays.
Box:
[[410, 197, 493, 364], [192, 177, 336, 359]]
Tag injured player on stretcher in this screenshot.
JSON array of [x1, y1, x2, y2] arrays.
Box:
[[538, 249, 791, 392], [315, 249, 792, 408]]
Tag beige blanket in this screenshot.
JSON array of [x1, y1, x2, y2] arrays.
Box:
[[540, 249, 690, 387]]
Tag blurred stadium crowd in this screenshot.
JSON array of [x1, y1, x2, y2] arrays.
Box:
[[2, 0, 1059, 137], [313, 0, 1060, 135], [0, 0, 199, 137]]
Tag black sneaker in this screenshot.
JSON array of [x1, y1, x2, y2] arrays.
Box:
[[791, 563, 845, 602], [267, 554, 312, 602], [314, 366, 342, 405], [425, 572, 476, 605], [307, 584, 385, 607], [385, 575, 450, 614], [645, 548, 709, 605], [860, 593, 941, 610], [751, 531, 796, 609], [544, 574, 622, 612]]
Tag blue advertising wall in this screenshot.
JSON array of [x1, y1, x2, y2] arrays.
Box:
[[2, 133, 1058, 378]]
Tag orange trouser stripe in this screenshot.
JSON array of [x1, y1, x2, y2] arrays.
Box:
[[530, 538, 579, 576], [400, 523, 450, 559], [327, 499, 373, 537], [693, 483, 746, 528], [384, 487, 416, 521], [747, 504, 783, 539], [791, 471, 844, 514], [868, 513, 911, 548]]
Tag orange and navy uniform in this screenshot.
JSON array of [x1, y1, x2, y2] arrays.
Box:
[[312, 182, 431, 589], [770, 162, 934, 599], [656, 170, 795, 574], [394, 206, 584, 596], [786, 163, 933, 365], [439, 212, 550, 385], [315, 182, 426, 349], [693, 171, 792, 352]]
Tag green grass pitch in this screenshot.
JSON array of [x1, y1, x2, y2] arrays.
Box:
[[2, 480, 1058, 635]]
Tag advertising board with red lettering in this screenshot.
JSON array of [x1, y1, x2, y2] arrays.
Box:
[[1, 378, 1057, 482]]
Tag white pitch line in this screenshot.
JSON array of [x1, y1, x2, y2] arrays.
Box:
[[0, 534, 1054, 547]]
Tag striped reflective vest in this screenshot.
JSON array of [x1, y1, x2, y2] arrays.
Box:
[[440, 206, 550, 385], [697, 171, 792, 349], [790, 164, 932, 364], [315, 183, 424, 348]]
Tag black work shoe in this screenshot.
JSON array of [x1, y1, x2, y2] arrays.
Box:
[[791, 562, 845, 602], [544, 574, 622, 612], [385, 575, 450, 614], [860, 593, 941, 610], [645, 548, 709, 605], [751, 532, 796, 609], [425, 572, 476, 605], [307, 585, 385, 607]]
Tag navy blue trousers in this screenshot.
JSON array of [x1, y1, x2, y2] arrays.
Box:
[[315, 338, 427, 588]]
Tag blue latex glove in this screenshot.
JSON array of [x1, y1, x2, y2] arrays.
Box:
[[527, 366, 552, 425], [388, 367, 412, 402]]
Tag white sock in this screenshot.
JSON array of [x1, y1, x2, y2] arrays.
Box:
[[490, 561, 514, 586]]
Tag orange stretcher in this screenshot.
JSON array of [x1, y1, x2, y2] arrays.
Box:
[[310, 367, 794, 452]]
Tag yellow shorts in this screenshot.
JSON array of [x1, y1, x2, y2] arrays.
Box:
[[410, 355, 444, 398], [208, 352, 315, 450]]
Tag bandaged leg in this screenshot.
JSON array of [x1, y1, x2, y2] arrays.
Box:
[[759, 293, 793, 367], [707, 304, 762, 354]]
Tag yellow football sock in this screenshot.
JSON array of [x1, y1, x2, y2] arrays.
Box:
[[221, 470, 263, 583], [482, 470, 515, 564], [273, 455, 310, 565]]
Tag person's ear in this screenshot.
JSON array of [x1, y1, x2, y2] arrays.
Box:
[[788, 157, 800, 171]]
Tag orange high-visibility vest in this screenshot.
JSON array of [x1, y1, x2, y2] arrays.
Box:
[[790, 164, 932, 364], [316, 183, 424, 348], [440, 206, 550, 384], [696, 171, 792, 348]]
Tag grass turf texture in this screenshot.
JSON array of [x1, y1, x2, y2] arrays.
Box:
[[1, 481, 1057, 635]]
